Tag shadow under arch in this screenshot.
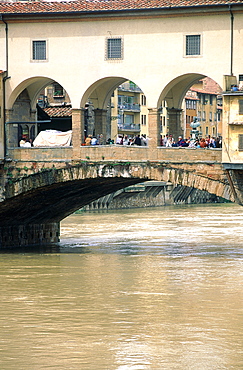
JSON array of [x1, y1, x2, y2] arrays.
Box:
[[81, 76, 135, 109], [7, 76, 57, 111]]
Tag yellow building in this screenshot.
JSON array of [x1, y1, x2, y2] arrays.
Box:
[[111, 81, 144, 142], [184, 77, 222, 140], [222, 76, 243, 166]]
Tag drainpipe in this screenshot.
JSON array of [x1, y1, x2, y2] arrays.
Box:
[[0, 14, 11, 158], [228, 5, 234, 76]]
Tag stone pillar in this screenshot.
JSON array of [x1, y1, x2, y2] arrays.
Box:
[[167, 108, 183, 139], [94, 109, 108, 143], [72, 108, 85, 150], [0, 223, 60, 249], [148, 108, 160, 148]]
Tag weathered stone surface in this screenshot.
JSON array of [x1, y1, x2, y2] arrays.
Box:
[[0, 223, 59, 249], [0, 159, 233, 226]]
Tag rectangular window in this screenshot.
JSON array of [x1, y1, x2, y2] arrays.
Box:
[[239, 100, 243, 115], [106, 38, 122, 60], [186, 35, 201, 56], [53, 83, 64, 97], [141, 95, 146, 106], [141, 114, 147, 125], [32, 40, 46, 60], [239, 134, 243, 151]]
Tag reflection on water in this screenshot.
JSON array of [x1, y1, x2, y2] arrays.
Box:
[[0, 203, 243, 369]]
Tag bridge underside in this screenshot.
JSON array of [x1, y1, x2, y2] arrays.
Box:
[[0, 177, 144, 226], [0, 175, 145, 249], [0, 161, 234, 249]]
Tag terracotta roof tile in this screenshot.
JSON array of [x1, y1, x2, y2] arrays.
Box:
[[0, 0, 242, 15], [43, 106, 72, 117]]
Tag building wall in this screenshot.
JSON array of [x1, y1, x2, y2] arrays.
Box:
[[222, 92, 243, 164], [0, 11, 240, 111]]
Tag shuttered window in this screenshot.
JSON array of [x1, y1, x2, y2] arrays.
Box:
[[238, 134, 243, 151]]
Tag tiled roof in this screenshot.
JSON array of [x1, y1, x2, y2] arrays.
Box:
[[0, 0, 242, 15], [43, 106, 72, 117], [191, 77, 222, 95]]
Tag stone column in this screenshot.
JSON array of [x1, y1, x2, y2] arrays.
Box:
[[94, 109, 108, 143], [72, 108, 85, 153], [148, 108, 160, 149], [167, 108, 183, 139]]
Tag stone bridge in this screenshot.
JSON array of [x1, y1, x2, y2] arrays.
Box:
[[0, 146, 238, 249]]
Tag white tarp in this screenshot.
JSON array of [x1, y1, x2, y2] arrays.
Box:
[[33, 130, 72, 147]]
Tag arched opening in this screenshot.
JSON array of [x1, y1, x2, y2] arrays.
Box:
[[157, 73, 223, 147], [81, 77, 149, 146], [6, 77, 72, 148]]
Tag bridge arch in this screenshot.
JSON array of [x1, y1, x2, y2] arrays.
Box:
[[156, 73, 223, 139], [0, 161, 232, 226], [80, 75, 149, 142], [7, 76, 61, 111], [81, 76, 128, 110]]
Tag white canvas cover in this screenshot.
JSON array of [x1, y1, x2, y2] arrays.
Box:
[[33, 130, 72, 147]]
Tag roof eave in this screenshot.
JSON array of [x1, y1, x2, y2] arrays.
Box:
[[1, 3, 243, 21]]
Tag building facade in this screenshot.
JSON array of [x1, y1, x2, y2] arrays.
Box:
[[0, 0, 243, 157]]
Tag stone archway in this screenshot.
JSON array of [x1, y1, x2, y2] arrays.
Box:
[[76, 76, 149, 147], [157, 73, 223, 143], [5, 76, 72, 149]]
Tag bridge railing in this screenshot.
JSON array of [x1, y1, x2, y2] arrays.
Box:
[[7, 146, 222, 163]]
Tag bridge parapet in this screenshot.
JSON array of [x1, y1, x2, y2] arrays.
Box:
[[7, 146, 222, 163]]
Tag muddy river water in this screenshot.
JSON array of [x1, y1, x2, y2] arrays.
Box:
[[0, 203, 242, 369]]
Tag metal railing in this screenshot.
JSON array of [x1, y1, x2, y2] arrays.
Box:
[[118, 103, 140, 112], [118, 123, 140, 131], [118, 83, 142, 93]]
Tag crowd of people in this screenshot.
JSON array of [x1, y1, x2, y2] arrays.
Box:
[[19, 131, 222, 149], [84, 133, 222, 148], [85, 134, 149, 146], [160, 134, 222, 148]]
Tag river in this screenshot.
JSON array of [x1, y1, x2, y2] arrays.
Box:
[[0, 203, 243, 369]]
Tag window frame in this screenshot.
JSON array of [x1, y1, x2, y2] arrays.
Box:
[[184, 34, 202, 57], [105, 37, 123, 60], [31, 39, 48, 62]]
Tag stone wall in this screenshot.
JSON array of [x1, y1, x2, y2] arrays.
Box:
[[0, 223, 60, 249]]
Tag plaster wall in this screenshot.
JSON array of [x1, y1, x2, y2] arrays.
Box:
[[0, 11, 238, 110]]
